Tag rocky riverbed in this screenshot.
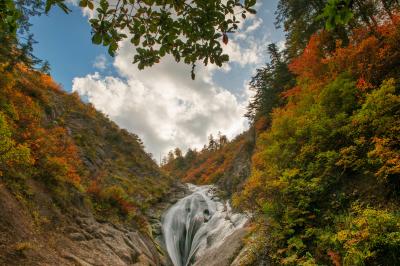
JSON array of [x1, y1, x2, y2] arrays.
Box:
[[0, 181, 250, 266], [0, 180, 188, 266]]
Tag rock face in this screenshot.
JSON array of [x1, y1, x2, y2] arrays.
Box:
[[0, 182, 165, 266], [59, 216, 161, 266], [0, 178, 252, 266], [193, 228, 248, 266], [216, 129, 255, 197]]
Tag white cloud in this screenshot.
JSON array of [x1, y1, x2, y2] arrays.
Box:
[[223, 38, 265, 67], [65, 0, 78, 5], [245, 18, 263, 33], [277, 40, 286, 52], [70, 2, 278, 161], [73, 39, 251, 160], [93, 54, 108, 70]]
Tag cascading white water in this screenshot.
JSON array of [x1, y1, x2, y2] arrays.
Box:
[[162, 184, 247, 266]]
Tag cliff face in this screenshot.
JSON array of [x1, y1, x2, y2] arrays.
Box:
[[0, 181, 163, 265], [0, 66, 173, 265], [214, 130, 255, 196]]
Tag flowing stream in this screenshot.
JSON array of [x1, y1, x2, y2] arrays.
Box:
[[162, 184, 247, 266]]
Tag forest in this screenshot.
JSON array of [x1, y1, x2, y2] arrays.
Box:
[[1, 0, 400, 266]]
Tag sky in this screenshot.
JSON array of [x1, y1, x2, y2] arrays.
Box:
[[30, 1, 285, 161]]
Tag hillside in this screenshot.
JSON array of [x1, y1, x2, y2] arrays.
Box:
[[162, 130, 255, 197], [0, 64, 174, 265], [164, 12, 400, 266]]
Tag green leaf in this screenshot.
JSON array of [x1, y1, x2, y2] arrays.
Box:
[[92, 33, 102, 45], [87, 1, 94, 9], [79, 0, 87, 7], [56, 1, 71, 13]]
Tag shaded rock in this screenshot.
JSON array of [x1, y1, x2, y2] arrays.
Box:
[[69, 232, 87, 241]]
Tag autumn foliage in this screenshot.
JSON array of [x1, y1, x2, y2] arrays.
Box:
[[0, 64, 171, 225], [163, 131, 254, 195], [233, 15, 400, 266]]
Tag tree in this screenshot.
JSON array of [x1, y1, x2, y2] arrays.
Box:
[[184, 148, 197, 162], [246, 43, 295, 122], [277, 0, 400, 58], [174, 148, 182, 158], [319, 0, 354, 30], [167, 151, 175, 164], [218, 132, 228, 148], [0, 113, 32, 177], [161, 156, 168, 166], [62, 0, 258, 78], [0, 0, 23, 66], [276, 0, 328, 58], [0, 0, 20, 39], [208, 134, 217, 151], [0, 0, 52, 71]]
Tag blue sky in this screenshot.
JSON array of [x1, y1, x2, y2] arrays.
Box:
[[30, 5, 114, 91], [30, 1, 285, 160]]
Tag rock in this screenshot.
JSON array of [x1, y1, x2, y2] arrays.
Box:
[[62, 252, 92, 266], [152, 223, 162, 236], [58, 216, 164, 266], [69, 232, 87, 241], [193, 227, 248, 266], [134, 254, 155, 266], [0, 179, 191, 266]]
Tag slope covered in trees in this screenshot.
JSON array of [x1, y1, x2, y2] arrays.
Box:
[[165, 4, 400, 266], [0, 63, 174, 264], [0, 64, 172, 222], [163, 131, 255, 196]]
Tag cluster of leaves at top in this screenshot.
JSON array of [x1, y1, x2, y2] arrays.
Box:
[[4, 0, 258, 78], [82, 0, 257, 79]]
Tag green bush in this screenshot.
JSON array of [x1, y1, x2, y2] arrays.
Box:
[[320, 204, 400, 265]]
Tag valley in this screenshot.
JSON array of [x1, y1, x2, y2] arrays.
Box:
[[1, 1, 400, 265]]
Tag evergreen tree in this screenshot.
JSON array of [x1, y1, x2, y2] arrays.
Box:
[[246, 43, 295, 122]]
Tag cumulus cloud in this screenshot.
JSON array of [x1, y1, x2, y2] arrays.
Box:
[[93, 54, 108, 70], [246, 18, 263, 33], [73, 40, 251, 159], [71, 2, 274, 161], [223, 37, 265, 67]]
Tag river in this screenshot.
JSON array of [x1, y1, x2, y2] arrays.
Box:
[[161, 184, 248, 266]]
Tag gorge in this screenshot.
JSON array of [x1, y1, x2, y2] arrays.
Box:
[[1, 0, 400, 265]]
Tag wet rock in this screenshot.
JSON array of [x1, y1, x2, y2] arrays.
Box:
[[152, 222, 162, 236]]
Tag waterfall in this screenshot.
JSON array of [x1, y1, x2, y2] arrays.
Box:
[[162, 184, 247, 266]]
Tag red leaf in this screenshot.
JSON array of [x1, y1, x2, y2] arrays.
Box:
[[223, 33, 228, 45]]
